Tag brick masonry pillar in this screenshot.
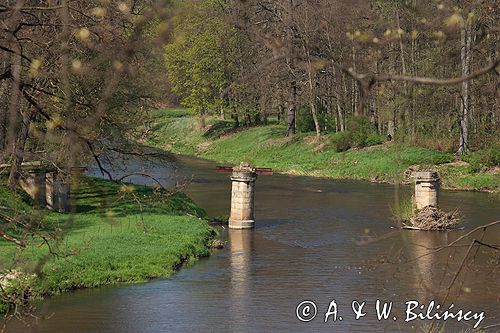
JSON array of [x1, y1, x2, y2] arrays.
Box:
[[229, 163, 257, 229], [415, 171, 440, 210]]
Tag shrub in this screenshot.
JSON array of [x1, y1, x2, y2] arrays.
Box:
[[347, 116, 386, 148], [296, 105, 336, 133], [330, 131, 353, 152], [296, 105, 316, 133], [365, 133, 384, 147], [0, 300, 8, 314], [329, 128, 383, 153]]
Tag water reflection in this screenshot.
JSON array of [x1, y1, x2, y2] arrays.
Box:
[[229, 230, 254, 332], [404, 228, 499, 306], [86, 151, 181, 189], [405, 231, 448, 300]]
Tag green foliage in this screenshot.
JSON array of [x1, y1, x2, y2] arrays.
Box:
[[366, 133, 385, 146], [296, 106, 317, 133], [164, 0, 249, 115], [296, 105, 336, 134], [327, 118, 383, 152], [349, 116, 374, 148], [0, 301, 7, 314], [330, 131, 353, 152]]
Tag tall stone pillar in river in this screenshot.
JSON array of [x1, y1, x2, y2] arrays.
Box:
[[229, 163, 257, 229], [414, 171, 440, 210]]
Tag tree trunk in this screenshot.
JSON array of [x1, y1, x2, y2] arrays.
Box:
[[277, 104, 283, 124], [0, 80, 7, 151], [342, 72, 348, 131], [8, 109, 33, 190], [286, 81, 297, 136], [284, 0, 297, 137], [458, 17, 473, 156], [351, 45, 358, 116], [220, 105, 225, 120], [306, 62, 320, 136], [310, 101, 320, 136], [7, 27, 22, 160], [370, 96, 378, 130], [337, 103, 344, 132]]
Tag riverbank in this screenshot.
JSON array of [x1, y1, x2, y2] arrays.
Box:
[[0, 177, 215, 314], [144, 109, 499, 192]]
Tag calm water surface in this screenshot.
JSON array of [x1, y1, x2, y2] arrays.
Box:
[[4, 155, 500, 332]]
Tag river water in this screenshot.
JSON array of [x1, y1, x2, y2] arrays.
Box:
[[4, 155, 500, 332]]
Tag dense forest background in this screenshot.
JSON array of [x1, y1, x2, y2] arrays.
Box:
[[1, 0, 499, 190], [165, 0, 499, 157]]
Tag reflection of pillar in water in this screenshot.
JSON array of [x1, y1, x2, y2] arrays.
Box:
[[407, 232, 443, 300], [229, 163, 257, 229], [415, 171, 440, 210], [229, 230, 253, 330]]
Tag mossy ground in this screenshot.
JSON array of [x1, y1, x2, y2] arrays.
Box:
[[0, 177, 214, 313], [145, 109, 499, 192]]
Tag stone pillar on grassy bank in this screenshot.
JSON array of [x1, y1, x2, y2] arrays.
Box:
[[46, 172, 70, 213], [229, 163, 257, 230], [415, 171, 440, 210]]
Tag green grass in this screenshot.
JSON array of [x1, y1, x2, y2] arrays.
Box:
[[0, 178, 214, 313], [146, 109, 499, 191]]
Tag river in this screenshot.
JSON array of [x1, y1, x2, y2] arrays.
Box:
[[4, 155, 499, 332]]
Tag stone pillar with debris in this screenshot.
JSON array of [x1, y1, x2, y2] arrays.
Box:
[[229, 163, 257, 229], [415, 171, 440, 210]]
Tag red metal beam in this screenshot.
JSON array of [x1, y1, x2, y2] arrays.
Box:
[[216, 166, 234, 173], [216, 166, 273, 175], [255, 168, 273, 175]]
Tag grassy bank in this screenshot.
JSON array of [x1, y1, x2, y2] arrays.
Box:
[[0, 177, 215, 314], [145, 109, 499, 192]]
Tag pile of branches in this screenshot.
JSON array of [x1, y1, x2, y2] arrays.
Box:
[[404, 206, 461, 231]]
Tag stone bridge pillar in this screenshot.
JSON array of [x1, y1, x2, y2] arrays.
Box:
[[229, 163, 257, 229], [46, 172, 70, 213], [415, 171, 440, 210]]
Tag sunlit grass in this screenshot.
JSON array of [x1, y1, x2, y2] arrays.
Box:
[[0, 178, 214, 312]]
